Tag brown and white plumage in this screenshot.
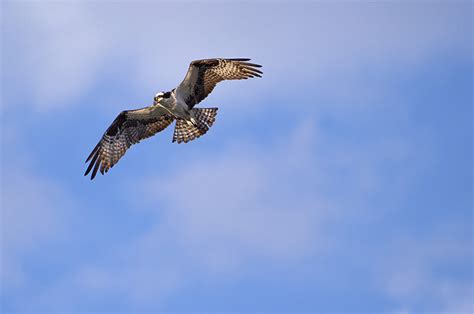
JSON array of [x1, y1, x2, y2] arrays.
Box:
[[85, 58, 262, 180], [85, 107, 174, 180], [172, 107, 218, 143], [176, 58, 263, 108]]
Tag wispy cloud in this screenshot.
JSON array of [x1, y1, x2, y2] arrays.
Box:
[[2, 2, 470, 113], [19, 120, 330, 310], [142, 120, 328, 268], [2, 2, 108, 112], [20, 114, 424, 310]]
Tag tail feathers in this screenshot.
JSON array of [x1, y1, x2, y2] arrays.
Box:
[[194, 107, 218, 131], [172, 119, 202, 143], [172, 107, 218, 144]]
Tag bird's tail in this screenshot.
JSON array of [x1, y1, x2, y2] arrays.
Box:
[[172, 107, 218, 143]]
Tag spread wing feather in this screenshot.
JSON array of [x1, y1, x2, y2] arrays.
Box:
[[176, 58, 263, 108], [84, 107, 174, 180]]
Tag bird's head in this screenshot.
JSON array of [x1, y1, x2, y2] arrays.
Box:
[[154, 92, 164, 102], [154, 91, 171, 103]]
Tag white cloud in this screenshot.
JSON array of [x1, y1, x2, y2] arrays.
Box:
[[2, 108, 459, 311], [26, 114, 421, 310], [3, 2, 109, 112], [2, 2, 470, 112], [140, 119, 332, 269], [0, 100, 432, 311], [16, 120, 335, 310]]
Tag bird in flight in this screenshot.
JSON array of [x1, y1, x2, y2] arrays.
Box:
[[84, 58, 263, 180]]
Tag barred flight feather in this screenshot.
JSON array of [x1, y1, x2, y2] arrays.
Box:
[[172, 107, 218, 144], [176, 58, 262, 108], [84, 110, 174, 180]]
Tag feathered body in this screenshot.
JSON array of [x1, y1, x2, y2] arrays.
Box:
[[85, 58, 262, 179]]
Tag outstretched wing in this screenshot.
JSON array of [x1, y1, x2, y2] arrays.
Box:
[[176, 58, 263, 109], [84, 106, 174, 180]]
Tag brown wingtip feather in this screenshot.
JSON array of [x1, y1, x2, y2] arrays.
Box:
[[239, 61, 263, 78], [91, 158, 101, 180], [247, 67, 263, 74], [240, 61, 262, 68], [84, 150, 99, 176], [85, 143, 100, 163], [228, 58, 251, 61], [228, 58, 263, 70]]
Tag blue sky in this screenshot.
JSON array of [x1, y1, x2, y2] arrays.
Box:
[[1, 1, 472, 312]]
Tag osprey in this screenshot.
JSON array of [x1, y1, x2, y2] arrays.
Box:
[[84, 58, 263, 180]]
